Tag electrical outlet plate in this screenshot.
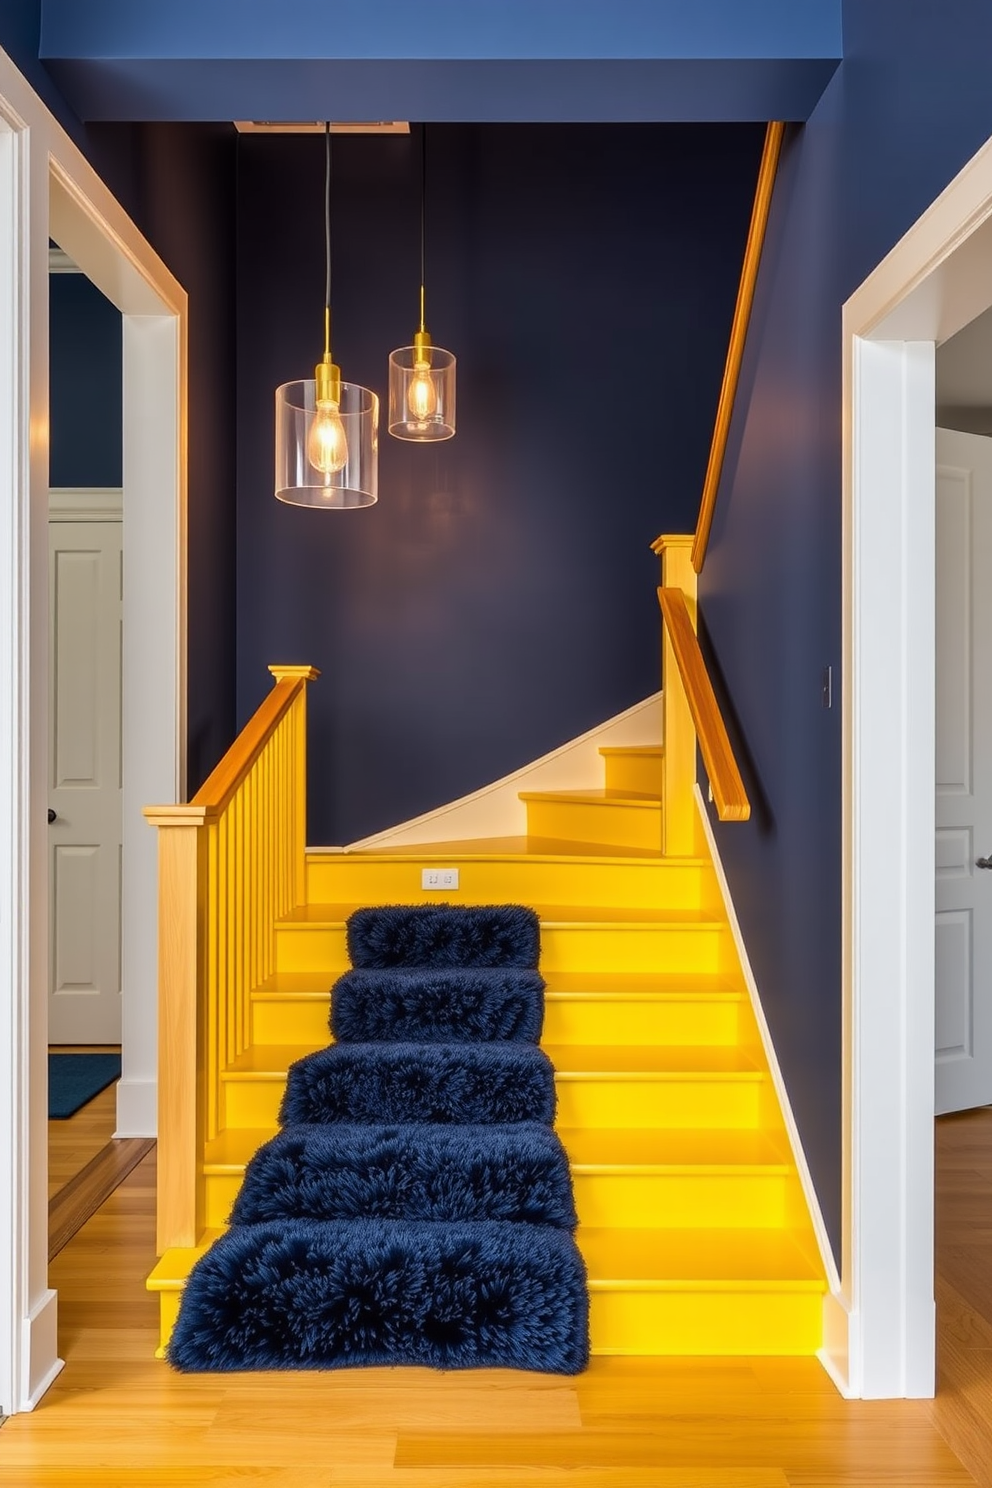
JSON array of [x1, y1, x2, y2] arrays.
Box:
[[422, 868, 459, 891]]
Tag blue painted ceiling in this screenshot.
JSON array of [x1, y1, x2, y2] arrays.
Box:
[[39, 0, 842, 122]]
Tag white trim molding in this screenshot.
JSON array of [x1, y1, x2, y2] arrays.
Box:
[[48, 486, 123, 520], [839, 134, 992, 1398]]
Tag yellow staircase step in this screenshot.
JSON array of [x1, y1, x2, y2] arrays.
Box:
[[519, 790, 663, 850], [274, 903, 734, 976], [562, 1127, 800, 1228], [547, 1043, 769, 1129], [148, 1222, 824, 1358], [251, 969, 747, 1048], [306, 840, 713, 910], [599, 745, 665, 796], [580, 1226, 825, 1354], [200, 1122, 800, 1232], [216, 1040, 770, 1130]]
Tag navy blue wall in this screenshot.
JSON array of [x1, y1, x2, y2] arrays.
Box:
[[49, 272, 121, 487], [237, 124, 764, 844], [702, 0, 992, 1264]]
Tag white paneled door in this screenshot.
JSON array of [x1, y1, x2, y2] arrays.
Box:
[[935, 429, 992, 1113], [48, 512, 123, 1043]]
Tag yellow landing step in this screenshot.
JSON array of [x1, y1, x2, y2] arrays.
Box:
[[274, 903, 733, 977], [519, 790, 663, 850], [201, 1123, 802, 1232], [600, 745, 664, 796], [251, 970, 747, 1047], [148, 1222, 825, 1357], [216, 1041, 772, 1130], [306, 838, 714, 911]]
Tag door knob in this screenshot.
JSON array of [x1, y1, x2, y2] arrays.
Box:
[[47, 808, 56, 824], [978, 855, 992, 869]]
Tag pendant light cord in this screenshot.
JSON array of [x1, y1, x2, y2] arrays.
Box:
[[419, 124, 427, 334], [324, 121, 332, 358]]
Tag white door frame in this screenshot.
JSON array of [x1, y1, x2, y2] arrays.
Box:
[[828, 136, 992, 1398], [0, 48, 186, 1413]]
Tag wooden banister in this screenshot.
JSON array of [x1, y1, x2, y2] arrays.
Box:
[[657, 587, 750, 822], [144, 664, 319, 1252], [652, 120, 785, 575]]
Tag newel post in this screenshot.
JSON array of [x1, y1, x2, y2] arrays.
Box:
[[655, 535, 698, 855], [142, 804, 209, 1253]]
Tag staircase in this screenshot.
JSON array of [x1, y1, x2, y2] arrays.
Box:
[[148, 737, 826, 1359]]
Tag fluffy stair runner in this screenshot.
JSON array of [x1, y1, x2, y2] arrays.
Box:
[[169, 904, 590, 1374]]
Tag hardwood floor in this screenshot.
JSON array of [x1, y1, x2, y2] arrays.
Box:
[[47, 1073, 118, 1198], [924, 1108, 992, 1488], [4, 1118, 992, 1486]]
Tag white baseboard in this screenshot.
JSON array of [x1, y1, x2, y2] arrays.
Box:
[[819, 1289, 855, 1397], [19, 1289, 62, 1412], [115, 1076, 157, 1138], [328, 694, 663, 853], [693, 787, 844, 1302]]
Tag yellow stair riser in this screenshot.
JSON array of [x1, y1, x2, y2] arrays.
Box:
[[220, 1071, 770, 1130], [544, 994, 742, 1046], [554, 1075, 767, 1130], [275, 923, 732, 976], [250, 992, 744, 1048], [586, 1286, 824, 1355], [305, 858, 712, 911], [524, 799, 662, 850], [205, 1174, 242, 1228], [253, 995, 330, 1045], [570, 1170, 798, 1229], [601, 755, 664, 795], [539, 926, 732, 976]]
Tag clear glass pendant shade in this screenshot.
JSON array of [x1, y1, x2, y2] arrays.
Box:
[[388, 345, 456, 441], [275, 379, 379, 507]]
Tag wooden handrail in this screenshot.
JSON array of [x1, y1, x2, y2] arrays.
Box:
[[652, 121, 785, 574], [657, 587, 750, 822], [189, 664, 320, 818]]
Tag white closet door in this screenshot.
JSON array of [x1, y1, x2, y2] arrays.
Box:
[[935, 428, 992, 1113], [48, 517, 123, 1044]]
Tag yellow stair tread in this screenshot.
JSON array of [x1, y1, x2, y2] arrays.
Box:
[[150, 1226, 824, 1295], [598, 745, 664, 758], [278, 902, 723, 928], [220, 1042, 762, 1080], [204, 1128, 277, 1169], [251, 972, 742, 1001], [147, 1234, 223, 1289], [221, 1044, 321, 1077], [559, 1127, 792, 1169], [518, 789, 662, 808], [578, 1228, 825, 1289], [545, 1044, 763, 1076], [543, 971, 740, 997], [308, 836, 694, 862]]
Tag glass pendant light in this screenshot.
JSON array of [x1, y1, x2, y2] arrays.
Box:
[[388, 125, 456, 442], [275, 123, 378, 507]]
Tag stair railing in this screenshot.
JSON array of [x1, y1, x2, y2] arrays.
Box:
[[144, 664, 319, 1252], [654, 538, 749, 852]]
